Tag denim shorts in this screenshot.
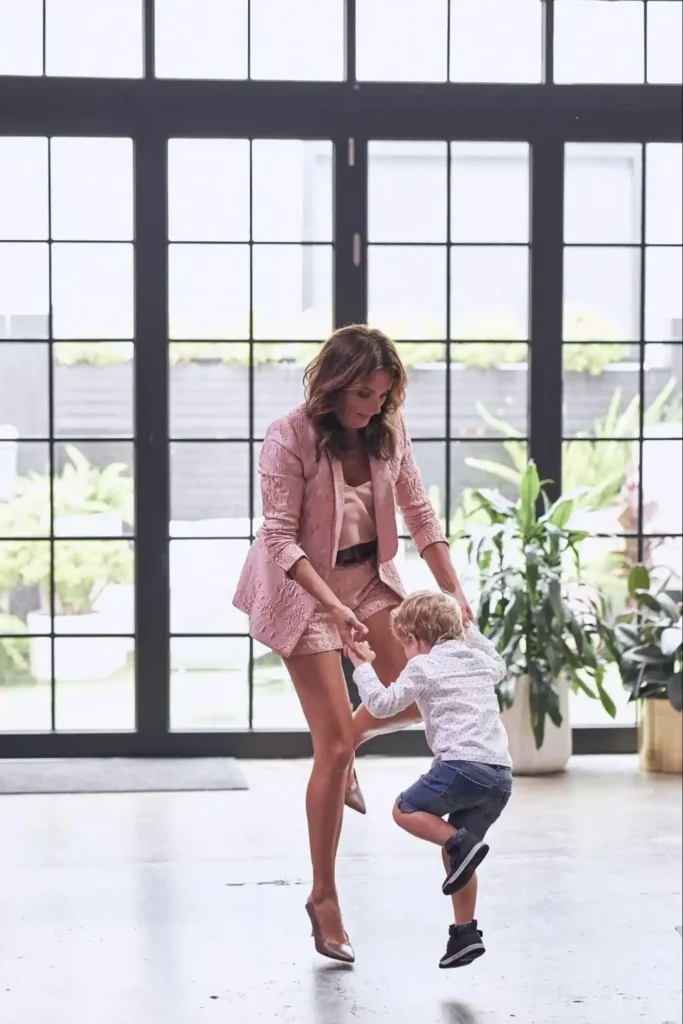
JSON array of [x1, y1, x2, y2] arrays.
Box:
[[396, 759, 513, 839]]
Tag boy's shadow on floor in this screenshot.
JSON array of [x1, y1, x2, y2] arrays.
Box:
[[441, 1002, 481, 1024]]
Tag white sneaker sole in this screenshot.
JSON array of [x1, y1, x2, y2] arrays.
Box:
[[439, 943, 486, 968], [442, 841, 489, 895]]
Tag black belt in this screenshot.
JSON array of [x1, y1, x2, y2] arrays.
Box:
[[335, 539, 378, 568]]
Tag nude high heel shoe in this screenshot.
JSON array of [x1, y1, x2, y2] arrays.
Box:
[[305, 901, 355, 964], [344, 765, 367, 815]]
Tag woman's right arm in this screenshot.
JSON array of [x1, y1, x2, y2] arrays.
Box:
[[259, 427, 367, 641]]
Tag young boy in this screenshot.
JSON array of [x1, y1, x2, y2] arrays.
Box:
[[346, 590, 512, 970]]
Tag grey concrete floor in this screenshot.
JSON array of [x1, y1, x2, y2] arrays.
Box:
[[0, 756, 680, 1024]]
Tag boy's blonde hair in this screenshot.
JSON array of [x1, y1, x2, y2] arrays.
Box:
[[390, 590, 465, 648]]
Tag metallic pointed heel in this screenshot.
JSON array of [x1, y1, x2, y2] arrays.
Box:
[[344, 766, 367, 815], [305, 902, 355, 964]]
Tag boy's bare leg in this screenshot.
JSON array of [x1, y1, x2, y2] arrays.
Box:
[[441, 847, 478, 925], [392, 805, 457, 846]]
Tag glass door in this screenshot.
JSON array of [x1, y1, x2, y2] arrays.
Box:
[[364, 138, 532, 593], [0, 136, 136, 732], [166, 137, 335, 733]]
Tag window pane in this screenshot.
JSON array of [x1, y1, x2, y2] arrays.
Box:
[[170, 539, 249, 633], [252, 141, 333, 243], [250, 0, 344, 81], [554, 0, 644, 84], [368, 246, 447, 340], [407, 442, 446, 532], [46, 0, 143, 78], [53, 540, 134, 632], [0, 244, 49, 339], [451, 247, 529, 340], [646, 144, 683, 245], [54, 344, 134, 438], [564, 248, 641, 342], [155, 0, 248, 79], [645, 345, 682, 425], [0, 0, 42, 75], [170, 442, 250, 532], [0, 345, 49, 438], [357, 0, 448, 82], [451, 143, 530, 244], [646, 247, 682, 342], [50, 139, 133, 242], [643, 439, 683, 534], [647, 1, 683, 84], [252, 245, 332, 340], [52, 442, 134, 536], [369, 142, 447, 243], [170, 343, 252, 439], [171, 637, 249, 730], [0, 647, 51, 730], [450, 440, 528, 534], [450, 0, 543, 83], [55, 637, 134, 730], [562, 440, 637, 532], [168, 140, 250, 242], [564, 144, 642, 245], [252, 652, 306, 728], [253, 343, 318, 438], [52, 244, 134, 339], [647, 536, 683, 590], [0, 444, 49, 536], [0, 542, 51, 641], [169, 245, 250, 340], [563, 346, 640, 439], [0, 138, 48, 241], [451, 345, 528, 439], [396, 343, 446, 439]]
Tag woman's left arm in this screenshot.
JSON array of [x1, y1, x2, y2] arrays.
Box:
[[394, 414, 474, 622], [422, 542, 474, 622]]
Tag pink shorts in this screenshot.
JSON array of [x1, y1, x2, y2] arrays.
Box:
[[289, 559, 401, 657]]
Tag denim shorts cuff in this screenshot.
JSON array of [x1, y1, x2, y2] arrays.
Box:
[[395, 795, 419, 814]]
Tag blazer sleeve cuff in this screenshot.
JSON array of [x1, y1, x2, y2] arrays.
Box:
[[277, 543, 308, 574], [413, 523, 448, 556]]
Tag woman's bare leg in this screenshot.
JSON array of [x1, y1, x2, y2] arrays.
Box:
[[284, 649, 354, 942], [351, 606, 422, 749]]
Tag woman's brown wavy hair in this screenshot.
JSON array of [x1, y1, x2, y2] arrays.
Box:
[[304, 325, 407, 461]]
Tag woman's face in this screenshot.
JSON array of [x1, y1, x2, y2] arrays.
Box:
[[336, 369, 393, 431]]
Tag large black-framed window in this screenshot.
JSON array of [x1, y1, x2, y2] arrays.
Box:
[[0, 0, 681, 757]]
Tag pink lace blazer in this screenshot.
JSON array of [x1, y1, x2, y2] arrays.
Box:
[[233, 404, 446, 657]]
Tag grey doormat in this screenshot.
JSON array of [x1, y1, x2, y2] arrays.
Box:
[[0, 758, 248, 795]]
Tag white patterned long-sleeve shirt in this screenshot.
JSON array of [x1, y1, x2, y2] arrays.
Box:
[[353, 627, 512, 767]]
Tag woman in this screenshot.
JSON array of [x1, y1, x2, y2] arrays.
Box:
[[234, 325, 472, 964]]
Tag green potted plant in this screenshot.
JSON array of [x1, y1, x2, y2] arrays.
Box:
[[0, 614, 30, 685], [0, 448, 134, 682], [613, 564, 682, 774], [468, 461, 617, 774]]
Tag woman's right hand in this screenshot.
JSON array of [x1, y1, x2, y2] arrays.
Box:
[[328, 604, 368, 648]]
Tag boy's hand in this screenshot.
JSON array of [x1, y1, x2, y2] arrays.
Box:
[[344, 640, 376, 668]]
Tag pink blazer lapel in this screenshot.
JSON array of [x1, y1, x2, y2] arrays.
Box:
[[328, 454, 346, 557], [370, 456, 398, 564]]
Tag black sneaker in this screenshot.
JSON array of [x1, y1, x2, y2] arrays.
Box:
[[442, 831, 489, 895], [439, 921, 485, 969]]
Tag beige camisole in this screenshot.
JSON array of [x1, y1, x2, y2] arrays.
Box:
[[337, 480, 377, 551]]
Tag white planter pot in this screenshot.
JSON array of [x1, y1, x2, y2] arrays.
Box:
[[501, 674, 572, 776], [26, 611, 129, 682]]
